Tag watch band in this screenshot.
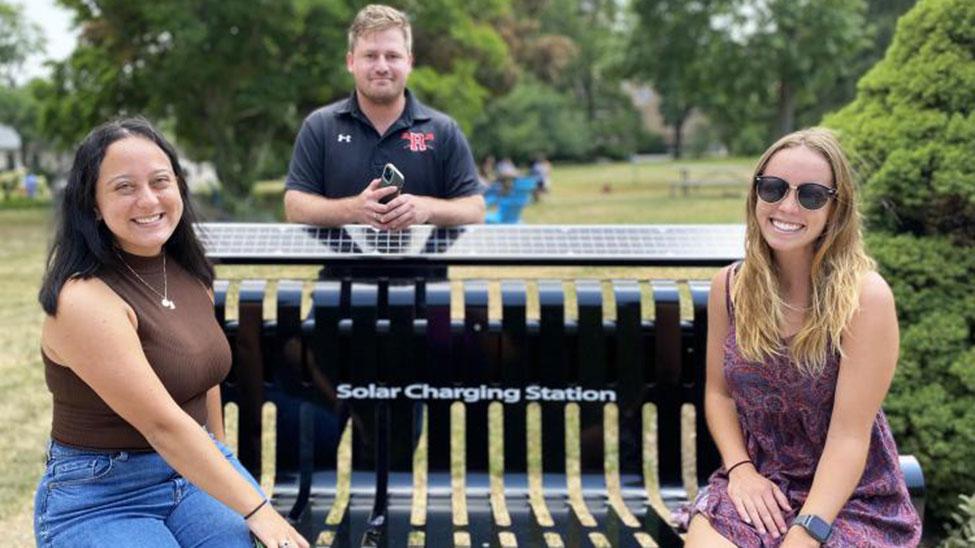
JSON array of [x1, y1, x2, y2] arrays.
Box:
[[793, 514, 832, 543]]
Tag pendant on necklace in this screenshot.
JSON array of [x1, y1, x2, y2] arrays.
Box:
[[161, 298, 176, 310]]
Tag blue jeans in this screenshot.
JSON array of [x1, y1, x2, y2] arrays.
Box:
[[34, 435, 263, 547]]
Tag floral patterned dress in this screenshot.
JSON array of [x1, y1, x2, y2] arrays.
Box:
[[677, 268, 922, 547]]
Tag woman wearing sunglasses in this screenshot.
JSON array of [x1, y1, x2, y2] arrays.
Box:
[[683, 128, 921, 546]]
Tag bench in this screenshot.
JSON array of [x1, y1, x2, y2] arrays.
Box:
[[201, 223, 925, 547], [669, 169, 745, 198]]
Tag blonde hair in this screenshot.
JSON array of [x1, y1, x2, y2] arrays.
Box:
[[732, 127, 875, 375], [347, 4, 412, 54]]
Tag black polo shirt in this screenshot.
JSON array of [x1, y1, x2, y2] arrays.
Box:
[[285, 89, 479, 200]]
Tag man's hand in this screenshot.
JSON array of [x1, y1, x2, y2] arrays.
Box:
[[352, 179, 400, 228], [377, 193, 432, 230]]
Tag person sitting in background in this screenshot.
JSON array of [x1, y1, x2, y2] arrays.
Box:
[[478, 154, 497, 189], [35, 118, 308, 548], [494, 157, 518, 195], [682, 128, 920, 547], [529, 154, 551, 202], [25, 172, 39, 199]]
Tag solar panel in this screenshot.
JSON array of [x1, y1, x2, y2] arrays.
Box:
[[195, 223, 745, 266]]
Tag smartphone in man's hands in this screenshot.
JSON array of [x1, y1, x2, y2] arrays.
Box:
[[378, 163, 405, 204]]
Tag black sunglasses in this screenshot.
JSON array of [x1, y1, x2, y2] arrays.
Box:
[[754, 176, 836, 210]]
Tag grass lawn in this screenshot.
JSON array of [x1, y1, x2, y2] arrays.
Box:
[[0, 158, 750, 545], [0, 208, 55, 546]]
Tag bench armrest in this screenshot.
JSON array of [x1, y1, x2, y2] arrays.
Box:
[[899, 454, 925, 522]]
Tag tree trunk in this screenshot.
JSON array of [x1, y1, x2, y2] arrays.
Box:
[[777, 80, 796, 137], [672, 109, 690, 159], [584, 69, 596, 123]]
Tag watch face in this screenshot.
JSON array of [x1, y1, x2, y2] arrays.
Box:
[[801, 515, 832, 542]]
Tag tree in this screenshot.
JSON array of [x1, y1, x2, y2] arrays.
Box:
[[0, 2, 45, 172], [38, 0, 348, 202], [626, 0, 873, 155], [739, 0, 871, 136], [0, 0, 43, 86], [626, 0, 726, 158], [0, 81, 44, 171], [38, 0, 513, 204], [405, 0, 516, 134], [825, 0, 975, 532], [698, 0, 871, 152], [494, 0, 641, 160], [469, 78, 591, 161], [865, 0, 917, 63]]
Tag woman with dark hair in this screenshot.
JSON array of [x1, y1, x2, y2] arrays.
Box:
[[35, 118, 308, 548], [682, 128, 921, 546]]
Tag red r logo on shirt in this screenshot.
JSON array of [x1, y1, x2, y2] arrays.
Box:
[[402, 131, 435, 152]]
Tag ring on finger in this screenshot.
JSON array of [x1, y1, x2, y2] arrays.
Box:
[[279, 540, 293, 548]]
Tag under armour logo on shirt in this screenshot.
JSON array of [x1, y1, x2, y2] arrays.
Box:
[[337, 134, 351, 143]]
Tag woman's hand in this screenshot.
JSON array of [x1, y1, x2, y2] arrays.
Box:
[[726, 463, 792, 538], [781, 525, 821, 547], [246, 504, 310, 548]]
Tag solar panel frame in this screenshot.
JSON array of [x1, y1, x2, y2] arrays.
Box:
[[195, 222, 745, 266]]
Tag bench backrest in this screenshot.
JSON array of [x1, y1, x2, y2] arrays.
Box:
[[216, 277, 721, 494]]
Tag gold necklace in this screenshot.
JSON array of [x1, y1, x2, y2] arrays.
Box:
[[117, 252, 176, 310]]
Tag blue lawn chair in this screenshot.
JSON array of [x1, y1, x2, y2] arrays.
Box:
[[485, 191, 531, 224], [483, 183, 502, 207], [485, 176, 538, 224]]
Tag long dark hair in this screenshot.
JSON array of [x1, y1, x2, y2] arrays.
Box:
[[39, 117, 214, 315]]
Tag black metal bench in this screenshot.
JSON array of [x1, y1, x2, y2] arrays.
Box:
[[202, 223, 925, 547]]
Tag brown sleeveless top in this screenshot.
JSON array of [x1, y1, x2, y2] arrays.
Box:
[[43, 251, 231, 451]]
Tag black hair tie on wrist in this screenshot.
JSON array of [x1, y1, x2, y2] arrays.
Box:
[[243, 498, 268, 520], [726, 459, 753, 475]]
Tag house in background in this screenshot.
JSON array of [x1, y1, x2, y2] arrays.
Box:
[[622, 82, 716, 156], [0, 125, 22, 171]]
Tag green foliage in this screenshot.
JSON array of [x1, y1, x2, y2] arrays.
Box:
[[0, 1, 44, 85], [39, 0, 347, 200], [826, 0, 975, 530], [408, 0, 515, 98], [469, 79, 590, 162], [0, 169, 49, 206], [486, 0, 641, 161], [634, 128, 667, 155], [628, 0, 873, 155], [713, 0, 871, 147], [944, 493, 975, 547], [38, 0, 512, 203], [410, 62, 490, 135], [627, 0, 724, 157]]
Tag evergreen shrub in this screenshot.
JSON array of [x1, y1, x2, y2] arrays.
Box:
[[825, 0, 975, 531]]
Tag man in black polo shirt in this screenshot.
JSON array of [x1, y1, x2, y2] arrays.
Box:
[[284, 4, 485, 230]]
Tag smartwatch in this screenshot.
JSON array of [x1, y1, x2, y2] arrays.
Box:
[[793, 514, 832, 543]]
